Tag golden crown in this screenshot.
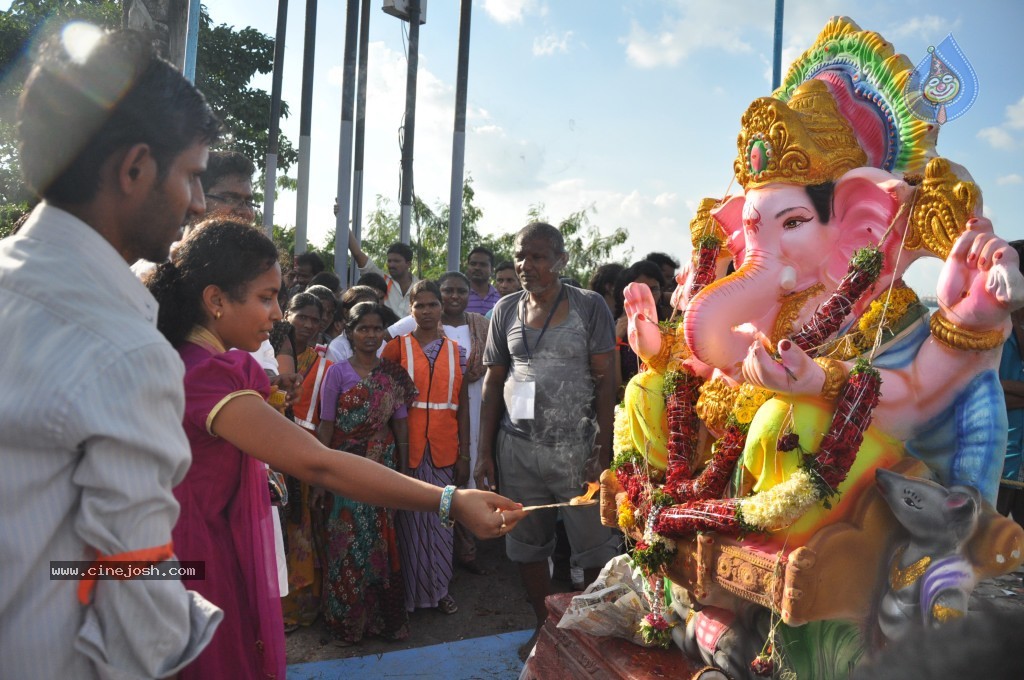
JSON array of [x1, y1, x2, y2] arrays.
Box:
[[734, 80, 867, 190]]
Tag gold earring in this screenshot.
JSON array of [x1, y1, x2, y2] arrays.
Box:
[[215, 311, 222, 320]]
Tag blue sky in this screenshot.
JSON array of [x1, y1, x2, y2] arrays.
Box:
[[14, 1, 1024, 291]]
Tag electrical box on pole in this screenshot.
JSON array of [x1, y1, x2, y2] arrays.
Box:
[[382, 0, 426, 24]]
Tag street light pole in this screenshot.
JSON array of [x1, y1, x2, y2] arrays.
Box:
[[262, 0, 289, 237], [397, 0, 421, 245], [446, 0, 472, 273], [772, 0, 785, 90], [294, 0, 318, 255]]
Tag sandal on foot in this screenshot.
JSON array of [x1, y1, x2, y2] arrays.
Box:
[[437, 594, 458, 615]]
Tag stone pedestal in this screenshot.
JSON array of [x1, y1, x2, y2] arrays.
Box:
[[521, 592, 705, 680]]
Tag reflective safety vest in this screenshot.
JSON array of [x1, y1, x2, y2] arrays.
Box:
[[400, 335, 462, 468], [294, 345, 332, 433]]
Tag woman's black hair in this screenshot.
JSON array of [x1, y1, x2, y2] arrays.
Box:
[[805, 181, 835, 224], [304, 285, 335, 316], [345, 302, 389, 336], [408, 279, 442, 303], [612, 260, 666, 319], [437, 271, 470, 288], [286, 291, 323, 317], [146, 218, 278, 347], [589, 263, 625, 295], [356, 271, 389, 297]]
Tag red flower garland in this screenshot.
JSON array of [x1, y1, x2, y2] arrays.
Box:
[[654, 498, 743, 536], [791, 247, 883, 357], [666, 423, 746, 502], [807, 360, 882, 499], [664, 370, 703, 486], [688, 235, 722, 299]]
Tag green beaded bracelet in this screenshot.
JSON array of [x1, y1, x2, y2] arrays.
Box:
[[438, 484, 456, 528]]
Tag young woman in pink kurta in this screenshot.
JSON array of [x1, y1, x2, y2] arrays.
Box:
[[147, 219, 524, 679]]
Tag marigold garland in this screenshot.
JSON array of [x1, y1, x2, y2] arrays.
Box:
[[825, 282, 920, 359]]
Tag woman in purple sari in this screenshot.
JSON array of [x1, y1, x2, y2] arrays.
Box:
[[316, 302, 417, 644], [147, 220, 524, 679]]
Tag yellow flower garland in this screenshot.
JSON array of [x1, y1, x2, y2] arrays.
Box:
[[733, 384, 775, 425], [828, 284, 920, 359]]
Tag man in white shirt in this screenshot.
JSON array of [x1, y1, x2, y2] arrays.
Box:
[[0, 27, 222, 679], [347, 230, 419, 317]]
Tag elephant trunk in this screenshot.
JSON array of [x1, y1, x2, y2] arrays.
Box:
[[683, 249, 792, 378]]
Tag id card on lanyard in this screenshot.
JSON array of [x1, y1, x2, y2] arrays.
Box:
[[507, 286, 564, 421]]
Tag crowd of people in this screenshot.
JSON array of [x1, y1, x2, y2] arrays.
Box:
[[9, 23, 1024, 680], [0, 25, 688, 678]]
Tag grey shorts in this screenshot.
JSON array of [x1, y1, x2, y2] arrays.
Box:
[[497, 428, 620, 568]]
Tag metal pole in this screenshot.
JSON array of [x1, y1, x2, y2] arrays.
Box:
[[350, 0, 371, 285], [294, 0, 318, 255], [771, 0, 784, 91], [398, 0, 420, 245], [182, 0, 200, 82], [334, 0, 360, 275], [262, 0, 289, 237], [446, 0, 472, 273]]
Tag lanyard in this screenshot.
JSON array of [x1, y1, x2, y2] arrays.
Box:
[[519, 285, 565, 361]]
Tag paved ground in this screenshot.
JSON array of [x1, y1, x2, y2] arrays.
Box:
[[285, 536, 574, 665]]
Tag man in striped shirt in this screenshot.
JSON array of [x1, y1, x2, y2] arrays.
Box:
[[0, 28, 223, 678]]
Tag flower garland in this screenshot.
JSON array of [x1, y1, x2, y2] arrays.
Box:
[[688, 234, 723, 299], [791, 246, 884, 357], [825, 282, 920, 360], [639, 577, 675, 648], [663, 369, 703, 486], [652, 359, 883, 538]]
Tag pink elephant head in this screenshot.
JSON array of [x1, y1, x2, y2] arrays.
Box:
[[682, 168, 916, 377]]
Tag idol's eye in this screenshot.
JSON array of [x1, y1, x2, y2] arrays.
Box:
[[783, 216, 810, 230]]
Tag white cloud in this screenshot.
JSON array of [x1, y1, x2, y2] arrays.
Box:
[[978, 126, 1015, 149], [533, 31, 573, 57], [622, 3, 756, 69], [887, 15, 954, 40], [997, 174, 1024, 186], [482, 0, 544, 25], [1006, 96, 1024, 130], [975, 96, 1024, 150]]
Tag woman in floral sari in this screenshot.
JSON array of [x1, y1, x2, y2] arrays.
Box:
[[315, 302, 417, 644]]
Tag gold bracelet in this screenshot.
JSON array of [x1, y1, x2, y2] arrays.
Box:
[[929, 308, 1005, 352], [458, 455, 470, 461], [814, 357, 849, 402]]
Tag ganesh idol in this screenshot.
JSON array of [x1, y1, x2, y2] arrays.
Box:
[[600, 17, 1024, 680]]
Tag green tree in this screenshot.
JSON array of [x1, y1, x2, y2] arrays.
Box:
[[0, 0, 293, 237], [477, 203, 631, 287], [285, 178, 632, 286]]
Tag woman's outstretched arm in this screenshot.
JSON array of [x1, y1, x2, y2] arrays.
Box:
[[213, 394, 523, 538]]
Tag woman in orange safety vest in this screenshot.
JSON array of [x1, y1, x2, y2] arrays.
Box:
[[382, 280, 470, 615]]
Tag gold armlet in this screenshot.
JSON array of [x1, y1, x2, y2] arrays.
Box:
[[814, 358, 849, 402], [929, 309, 1005, 352]]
